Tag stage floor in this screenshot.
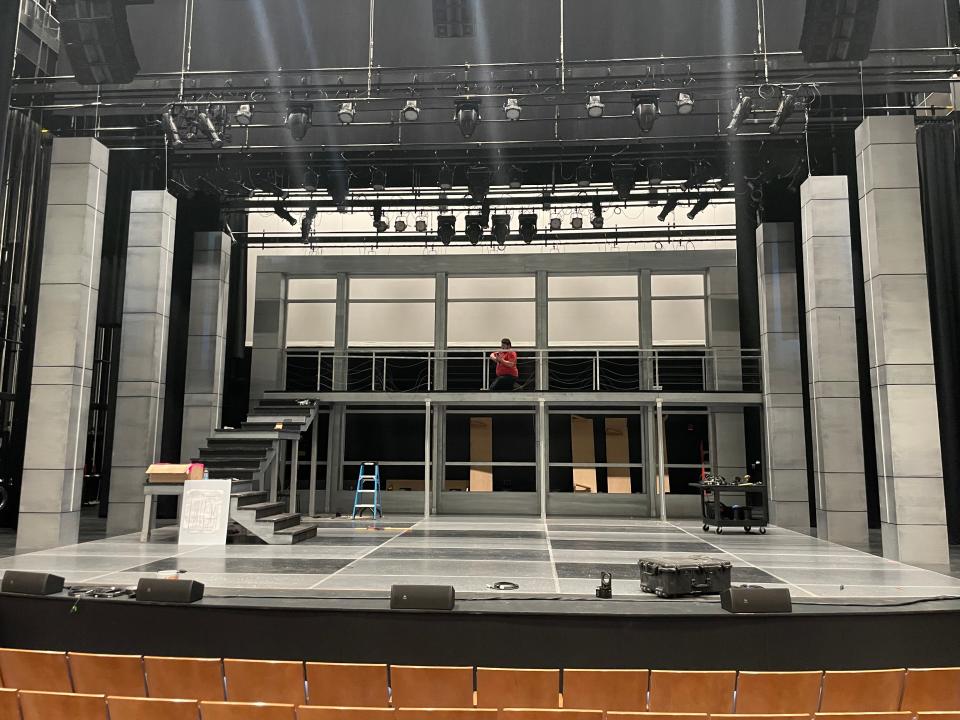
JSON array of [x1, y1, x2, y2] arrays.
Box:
[[2, 516, 960, 603]]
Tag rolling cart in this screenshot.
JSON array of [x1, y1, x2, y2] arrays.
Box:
[[692, 482, 769, 535]]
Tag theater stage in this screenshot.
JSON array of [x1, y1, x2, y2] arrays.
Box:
[[2, 517, 960, 670]]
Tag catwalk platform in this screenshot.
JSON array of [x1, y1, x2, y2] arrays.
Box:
[[2, 517, 960, 669]]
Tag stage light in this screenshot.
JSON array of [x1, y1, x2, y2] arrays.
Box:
[[438, 164, 454, 191], [646, 161, 664, 186], [586, 94, 605, 118], [576, 161, 592, 187], [503, 97, 522, 121], [415, 217, 428, 233], [591, 199, 604, 229], [465, 214, 484, 245], [437, 215, 456, 245], [338, 102, 356, 124], [726, 94, 753, 135], [235, 103, 253, 126], [371, 167, 386, 191], [596, 571, 613, 599], [549, 215, 562, 231], [273, 203, 297, 226], [286, 104, 312, 141], [326, 168, 350, 208], [633, 94, 660, 134], [571, 215, 583, 230], [303, 169, 319, 193], [687, 194, 711, 219], [372, 205, 388, 233], [682, 160, 713, 190], [492, 214, 511, 245], [402, 100, 421, 122], [658, 197, 680, 222], [301, 203, 318, 242], [508, 165, 523, 189], [518, 213, 538, 243], [454, 101, 481, 138], [676, 92, 695, 115], [394, 218, 407, 233], [611, 163, 636, 201], [161, 110, 183, 149], [769, 92, 797, 135], [467, 165, 491, 201]]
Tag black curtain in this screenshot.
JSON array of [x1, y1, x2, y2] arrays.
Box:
[[0, 0, 18, 175], [917, 117, 960, 545]]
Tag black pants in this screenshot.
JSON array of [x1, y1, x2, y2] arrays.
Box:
[[490, 375, 517, 392]]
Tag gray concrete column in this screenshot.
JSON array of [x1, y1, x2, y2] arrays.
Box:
[[707, 265, 745, 481], [856, 116, 949, 564], [106, 191, 177, 534], [535, 270, 548, 390], [332, 273, 349, 391], [180, 232, 231, 461], [640, 270, 653, 389], [17, 138, 109, 550], [249, 267, 288, 406], [756, 223, 809, 529], [433, 272, 448, 391], [800, 176, 869, 545]]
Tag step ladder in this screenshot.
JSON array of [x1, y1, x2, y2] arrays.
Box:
[[352, 462, 383, 519]]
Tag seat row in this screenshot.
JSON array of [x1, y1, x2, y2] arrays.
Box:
[[2, 692, 960, 720], [1, 650, 959, 714]]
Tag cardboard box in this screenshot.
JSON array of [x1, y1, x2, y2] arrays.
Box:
[[146, 463, 204, 484]]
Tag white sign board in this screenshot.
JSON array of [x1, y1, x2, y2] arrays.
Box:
[[178, 479, 232, 546]]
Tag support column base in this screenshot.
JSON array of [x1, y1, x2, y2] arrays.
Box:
[[15, 511, 81, 551], [881, 521, 950, 566], [769, 500, 810, 530], [816, 509, 869, 547], [106, 501, 146, 536]]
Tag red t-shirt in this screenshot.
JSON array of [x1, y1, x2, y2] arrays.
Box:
[[495, 350, 519, 377]]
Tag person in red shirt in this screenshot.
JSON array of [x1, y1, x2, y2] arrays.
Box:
[[489, 338, 519, 391]]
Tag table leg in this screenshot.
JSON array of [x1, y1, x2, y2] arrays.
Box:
[[140, 493, 153, 543]]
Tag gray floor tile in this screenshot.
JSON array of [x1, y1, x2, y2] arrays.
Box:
[[368, 547, 551, 561], [339, 558, 556, 578], [317, 574, 561, 594], [550, 539, 717, 552], [128, 557, 354, 575]]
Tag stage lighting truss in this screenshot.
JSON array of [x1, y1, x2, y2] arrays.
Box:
[[161, 103, 231, 149], [503, 97, 522, 120]]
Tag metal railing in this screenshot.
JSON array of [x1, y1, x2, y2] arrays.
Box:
[[284, 348, 762, 394], [19, 0, 60, 42]]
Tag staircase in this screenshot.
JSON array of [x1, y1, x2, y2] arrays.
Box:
[[193, 397, 321, 545]]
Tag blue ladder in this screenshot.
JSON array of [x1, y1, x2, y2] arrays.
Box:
[[352, 462, 382, 519]]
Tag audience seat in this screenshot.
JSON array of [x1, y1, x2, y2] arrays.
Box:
[[199, 700, 296, 720], [108, 695, 201, 720], [0, 688, 18, 720], [391, 665, 475, 708], [816, 713, 913, 720], [716, 714, 812, 720], [918, 714, 960, 720], [562, 669, 648, 712], [819, 671, 905, 713], [297, 707, 397, 720], [902, 669, 960, 711], [18, 690, 106, 720], [224, 659, 306, 705], [499, 710, 603, 720], [144, 656, 225, 701], [306, 663, 390, 708], [0, 648, 73, 692], [396, 710, 498, 720], [606, 713, 708, 720], [476, 668, 560, 709], [735, 672, 824, 714], [69, 652, 147, 697], [648, 671, 737, 714]]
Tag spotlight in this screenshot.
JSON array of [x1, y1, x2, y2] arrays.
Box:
[[611, 163, 636, 201], [303, 169, 319, 193], [454, 101, 481, 138], [372, 205, 388, 233], [726, 94, 753, 135], [769, 92, 797, 135], [285, 104, 312, 141], [492, 214, 511, 245], [586, 95, 605, 118], [301, 203, 318, 242], [467, 165, 491, 201], [576, 162, 592, 187], [508, 166, 523, 189], [273, 203, 297, 226], [633, 93, 660, 134], [438, 164, 454, 191], [415, 217, 428, 233], [235, 103, 254, 126], [676, 92, 695, 115], [571, 215, 583, 230], [402, 100, 420, 122], [687, 194, 711, 220], [326, 168, 350, 208], [437, 215, 456, 245], [549, 215, 562, 231], [596, 571, 613, 599], [338, 102, 356, 124], [371, 167, 386, 191], [682, 161, 713, 191], [646, 161, 664, 186], [161, 110, 183, 149], [591, 199, 604, 229], [503, 97, 522, 121], [518, 213, 538, 243], [657, 197, 680, 222], [465, 215, 484, 245], [394, 218, 407, 233]]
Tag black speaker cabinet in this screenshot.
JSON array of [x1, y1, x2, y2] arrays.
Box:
[[135, 578, 204, 604], [390, 584, 456, 610], [721, 587, 793, 614], [1, 571, 64, 596], [800, 0, 880, 63], [58, 0, 141, 85]]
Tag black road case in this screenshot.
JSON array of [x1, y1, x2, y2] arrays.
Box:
[[638, 556, 733, 598]]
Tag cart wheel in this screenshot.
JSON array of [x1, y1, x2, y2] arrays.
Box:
[[759, 527, 767, 535], [716, 527, 723, 535], [702, 524, 710, 532], [744, 526, 752, 533]]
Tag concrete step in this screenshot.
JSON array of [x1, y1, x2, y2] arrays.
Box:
[[232, 490, 267, 508], [196, 458, 263, 470], [272, 523, 318, 544], [207, 467, 256, 480], [207, 437, 275, 449], [241, 501, 286, 520], [260, 512, 301, 532], [198, 448, 269, 460]]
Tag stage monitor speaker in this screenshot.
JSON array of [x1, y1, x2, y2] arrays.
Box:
[[721, 586, 792, 614], [135, 578, 204, 604], [58, 0, 141, 85], [390, 584, 456, 610], [800, 0, 880, 63], [1, 571, 64, 596]]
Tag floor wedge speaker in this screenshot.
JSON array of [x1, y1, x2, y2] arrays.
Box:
[[721, 586, 792, 614], [390, 584, 455, 610], [136, 578, 204, 604], [1, 571, 64, 596]]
